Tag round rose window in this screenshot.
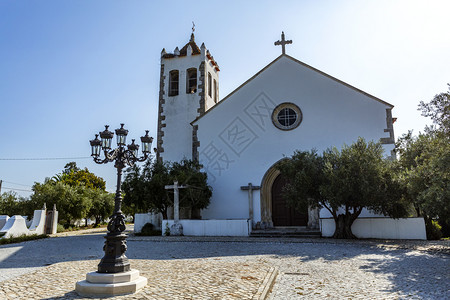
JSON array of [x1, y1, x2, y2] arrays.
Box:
[[272, 103, 302, 130]]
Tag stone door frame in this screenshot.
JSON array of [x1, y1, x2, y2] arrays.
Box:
[[259, 159, 319, 229], [259, 159, 285, 228]]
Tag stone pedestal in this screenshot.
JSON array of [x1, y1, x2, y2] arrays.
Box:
[[75, 269, 147, 297], [307, 207, 320, 229], [170, 222, 183, 236]]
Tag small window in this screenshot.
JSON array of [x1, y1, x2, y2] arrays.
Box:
[[169, 70, 179, 96], [272, 103, 302, 130], [213, 79, 217, 103], [277, 108, 297, 126], [186, 68, 197, 94], [208, 72, 212, 97]]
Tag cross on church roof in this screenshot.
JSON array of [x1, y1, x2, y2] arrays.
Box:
[[274, 31, 292, 55]]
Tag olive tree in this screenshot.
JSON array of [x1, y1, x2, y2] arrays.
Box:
[[396, 85, 450, 238], [0, 191, 30, 216], [86, 188, 115, 226], [31, 182, 92, 226], [122, 160, 172, 219], [279, 138, 408, 239]]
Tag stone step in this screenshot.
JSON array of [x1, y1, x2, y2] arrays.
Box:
[[250, 229, 321, 238], [250, 234, 321, 238]]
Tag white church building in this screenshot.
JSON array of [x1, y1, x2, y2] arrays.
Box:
[[136, 32, 426, 239]]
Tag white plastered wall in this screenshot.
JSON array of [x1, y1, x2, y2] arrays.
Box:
[[161, 54, 203, 163], [160, 47, 220, 163], [193, 56, 394, 223], [204, 60, 219, 111]]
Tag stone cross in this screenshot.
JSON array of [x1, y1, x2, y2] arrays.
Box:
[[274, 31, 292, 55], [165, 181, 187, 223], [240, 183, 260, 222]]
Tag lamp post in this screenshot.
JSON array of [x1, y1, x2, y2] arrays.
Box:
[[89, 124, 153, 273]]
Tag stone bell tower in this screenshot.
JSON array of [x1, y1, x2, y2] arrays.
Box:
[[156, 32, 220, 163]]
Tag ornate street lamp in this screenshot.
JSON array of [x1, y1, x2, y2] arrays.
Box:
[[89, 124, 153, 273], [76, 124, 151, 296]]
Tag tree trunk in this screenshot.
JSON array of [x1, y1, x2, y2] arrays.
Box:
[[332, 213, 357, 239], [191, 208, 201, 219]]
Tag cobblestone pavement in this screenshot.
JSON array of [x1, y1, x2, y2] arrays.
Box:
[[0, 228, 448, 299]]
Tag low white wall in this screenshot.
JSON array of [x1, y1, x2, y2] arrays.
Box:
[[28, 210, 46, 235], [48, 211, 58, 234], [162, 219, 251, 236], [25, 216, 32, 228], [134, 213, 163, 233], [0, 216, 9, 230], [0, 210, 51, 238], [0, 216, 30, 238], [320, 217, 426, 240]]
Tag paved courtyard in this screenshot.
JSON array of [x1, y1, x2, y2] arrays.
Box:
[[0, 228, 448, 299]]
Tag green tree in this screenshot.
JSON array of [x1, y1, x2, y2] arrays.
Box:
[[279, 138, 408, 239], [395, 85, 450, 238], [145, 160, 173, 219], [123, 160, 172, 219], [87, 189, 115, 226], [418, 83, 450, 135], [28, 163, 109, 227], [396, 131, 450, 238], [122, 164, 145, 216], [121, 165, 143, 218], [31, 182, 92, 226], [169, 159, 212, 218], [63, 162, 81, 174], [52, 162, 106, 190], [122, 159, 212, 220], [0, 191, 26, 216]]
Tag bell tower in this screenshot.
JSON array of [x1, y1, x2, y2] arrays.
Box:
[[156, 33, 220, 162]]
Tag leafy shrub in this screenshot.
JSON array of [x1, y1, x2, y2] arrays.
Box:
[[0, 234, 48, 245], [164, 222, 170, 236], [141, 223, 154, 234], [439, 220, 450, 238], [135, 222, 161, 236], [427, 220, 443, 240], [63, 224, 75, 230], [56, 223, 65, 233]]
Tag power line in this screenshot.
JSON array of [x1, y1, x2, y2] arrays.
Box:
[[2, 187, 33, 193], [1, 181, 32, 187], [0, 157, 91, 161]]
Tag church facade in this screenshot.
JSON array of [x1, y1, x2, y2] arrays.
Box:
[[153, 32, 426, 239]]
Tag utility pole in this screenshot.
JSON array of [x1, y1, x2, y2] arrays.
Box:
[[0, 180, 2, 194]]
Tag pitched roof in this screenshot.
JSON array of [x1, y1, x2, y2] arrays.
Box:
[[192, 54, 394, 124]]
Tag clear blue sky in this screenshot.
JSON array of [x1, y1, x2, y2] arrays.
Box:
[[1, 0, 449, 196]]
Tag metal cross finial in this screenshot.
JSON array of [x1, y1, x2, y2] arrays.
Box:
[[192, 22, 195, 33], [274, 31, 293, 55]]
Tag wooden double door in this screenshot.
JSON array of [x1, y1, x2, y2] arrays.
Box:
[[271, 174, 308, 226]]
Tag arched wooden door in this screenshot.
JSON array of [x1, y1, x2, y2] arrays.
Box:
[[271, 174, 308, 226]]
